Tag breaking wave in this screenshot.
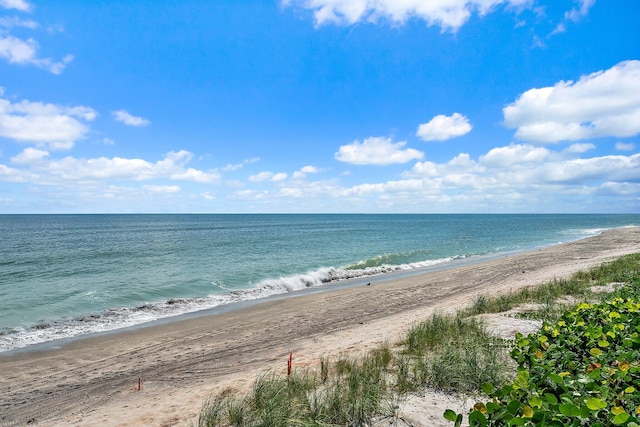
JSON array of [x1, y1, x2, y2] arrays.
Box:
[[0, 255, 461, 353]]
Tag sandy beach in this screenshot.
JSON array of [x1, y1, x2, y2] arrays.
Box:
[[1, 227, 639, 427]]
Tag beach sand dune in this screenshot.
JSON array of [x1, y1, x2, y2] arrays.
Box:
[[1, 227, 639, 426]]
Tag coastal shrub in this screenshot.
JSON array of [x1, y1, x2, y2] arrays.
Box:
[[447, 282, 640, 426]]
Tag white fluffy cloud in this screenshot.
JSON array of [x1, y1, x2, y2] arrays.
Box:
[[272, 172, 288, 182], [0, 0, 74, 74], [126, 146, 640, 211], [0, 33, 37, 62], [222, 157, 260, 172], [142, 185, 181, 194], [248, 171, 289, 183], [479, 143, 550, 167], [283, 0, 530, 31], [340, 179, 423, 197], [565, 143, 595, 154], [537, 155, 640, 185], [249, 171, 274, 182], [293, 165, 321, 179], [112, 110, 151, 127], [0, 16, 37, 29], [6, 149, 221, 184], [406, 144, 640, 188], [10, 146, 48, 164], [565, 0, 595, 23], [504, 60, 640, 143], [0, 0, 31, 12], [0, 33, 74, 74], [4, 141, 638, 212], [550, 0, 595, 35], [335, 136, 424, 165], [616, 142, 635, 152], [299, 165, 319, 174], [0, 94, 96, 149], [417, 113, 472, 141]]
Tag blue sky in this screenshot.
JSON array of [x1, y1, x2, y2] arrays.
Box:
[[0, 0, 638, 213]]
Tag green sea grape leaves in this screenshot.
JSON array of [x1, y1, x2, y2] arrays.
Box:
[[447, 280, 640, 427]]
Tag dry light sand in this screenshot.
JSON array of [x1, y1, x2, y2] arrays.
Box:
[[1, 227, 640, 427]]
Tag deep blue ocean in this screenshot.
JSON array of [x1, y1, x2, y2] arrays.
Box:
[[1, 214, 639, 352]]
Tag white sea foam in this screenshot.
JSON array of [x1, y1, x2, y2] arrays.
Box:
[[0, 256, 457, 353]]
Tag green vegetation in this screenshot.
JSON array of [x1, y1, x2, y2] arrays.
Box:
[[460, 277, 587, 323], [401, 314, 511, 394], [447, 254, 640, 427], [196, 351, 395, 426], [195, 253, 640, 427]]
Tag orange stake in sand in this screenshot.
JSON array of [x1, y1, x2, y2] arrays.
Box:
[[288, 352, 292, 377]]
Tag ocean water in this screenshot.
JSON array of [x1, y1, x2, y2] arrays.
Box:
[[1, 214, 639, 353]]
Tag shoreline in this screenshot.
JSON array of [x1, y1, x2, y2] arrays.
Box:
[[0, 249, 514, 357], [1, 227, 639, 426], [0, 227, 608, 356]]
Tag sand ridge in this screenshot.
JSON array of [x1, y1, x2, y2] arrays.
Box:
[[1, 227, 639, 426]]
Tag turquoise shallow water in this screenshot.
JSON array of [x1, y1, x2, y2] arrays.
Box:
[[1, 214, 639, 352]]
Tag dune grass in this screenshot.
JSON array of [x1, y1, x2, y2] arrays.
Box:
[[460, 253, 640, 323], [400, 313, 511, 394], [195, 253, 640, 427], [197, 351, 394, 426]]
